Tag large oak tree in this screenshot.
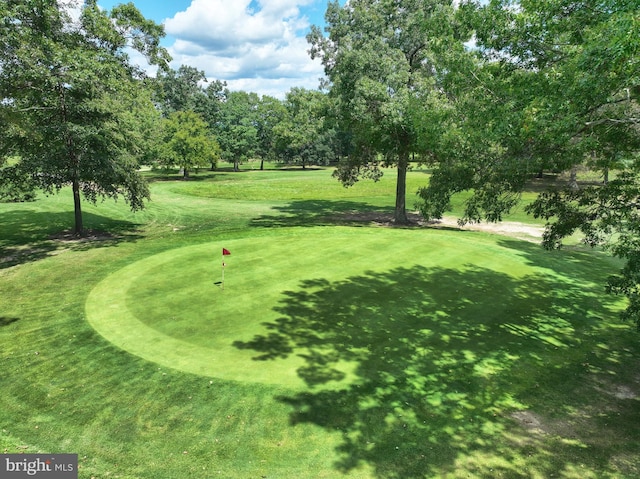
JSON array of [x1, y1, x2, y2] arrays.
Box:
[[0, 0, 170, 235], [215, 90, 261, 172], [308, 0, 470, 223], [273, 88, 336, 169]]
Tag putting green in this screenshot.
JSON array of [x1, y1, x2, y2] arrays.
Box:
[[85, 227, 559, 389]]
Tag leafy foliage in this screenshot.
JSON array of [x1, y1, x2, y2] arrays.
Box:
[[419, 0, 640, 325], [157, 111, 220, 178], [215, 91, 261, 171], [254, 95, 288, 167], [308, 0, 470, 223], [154, 65, 208, 114], [527, 166, 640, 327], [272, 88, 337, 169], [0, 0, 169, 234], [0, 158, 36, 202], [420, 0, 639, 221]]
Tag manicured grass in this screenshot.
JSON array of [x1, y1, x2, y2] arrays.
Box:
[[87, 227, 567, 388], [1, 166, 639, 478]]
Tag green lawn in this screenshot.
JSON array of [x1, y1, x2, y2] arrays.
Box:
[[1, 167, 638, 478]]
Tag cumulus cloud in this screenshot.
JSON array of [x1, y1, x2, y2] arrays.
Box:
[[164, 0, 325, 97]]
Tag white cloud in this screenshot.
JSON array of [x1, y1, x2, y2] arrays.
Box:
[[163, 0, 324, 98], [225, 76, 321, 99]]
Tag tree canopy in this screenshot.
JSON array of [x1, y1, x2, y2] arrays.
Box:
[[215, 90, 261, 171], [254, 95, 288, 169], [157, 111, 220, 178], [308, 0, 470, 223], [154, 65, 207, 115], [272, 88, 337, 169], [0, 0, 169, 235], [418, 0, 640, 325]]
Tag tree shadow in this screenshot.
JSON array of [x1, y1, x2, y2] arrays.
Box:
[[0, 210, 143, 269], [250, 199, 397, 228], [234, 247, 639, 477], [0, 317, 19, 327], [144, 171, 226, 182]]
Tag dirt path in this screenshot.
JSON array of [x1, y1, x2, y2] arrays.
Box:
[[432, 216, 545, 242], [337, 211, 545, 242]]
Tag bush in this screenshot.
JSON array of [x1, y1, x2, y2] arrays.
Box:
[[0, 166, 37, 202]]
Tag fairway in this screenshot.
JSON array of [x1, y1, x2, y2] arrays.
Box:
[[3, 167, 639, 479], [87, 226, 606, 388], [3, 1, 639, 476]]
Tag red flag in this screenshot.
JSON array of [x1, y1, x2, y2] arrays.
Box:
[[222, 248, 231, 256]]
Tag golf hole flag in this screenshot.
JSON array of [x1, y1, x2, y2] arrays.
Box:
[[218, 248, 231, 289]]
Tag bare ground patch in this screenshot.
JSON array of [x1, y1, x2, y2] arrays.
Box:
[[334, 211, 544, 241], [509, 370, 640, 476], [433, 217, 544, 242], [510, 410, 548, 435]]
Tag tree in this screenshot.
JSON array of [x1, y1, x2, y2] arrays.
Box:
[[215, 91, 260, 171], [153, 66, 227, 170], [273, 88, 336, 169], [158, 111, 220, 179], [416, 55, 551, 223], [0, 0, 170, 235], [419, 0, 640, 325], [154, 65, 207, 115], [308, 0, 469, 223], [199, 80, 229, 170], [420, 0, 639, 221], [255, 95, 287, 169]]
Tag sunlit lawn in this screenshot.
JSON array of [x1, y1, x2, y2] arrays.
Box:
[[1, 165, 638, 478]]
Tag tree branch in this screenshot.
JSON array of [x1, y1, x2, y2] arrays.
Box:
[[15, 106, 57, 112], [585, 118, 640, 127]]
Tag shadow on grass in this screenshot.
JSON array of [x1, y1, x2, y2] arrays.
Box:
[[142, 166, 301, 183], [143, 169, 226, 183], [234, 245, 639, 477], [0, 317, 19, 326], [0, 210, 143, 269], [250, 199, 395, 228]]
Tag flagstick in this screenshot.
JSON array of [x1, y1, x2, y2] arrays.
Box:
[[219, 248, 230, 290]]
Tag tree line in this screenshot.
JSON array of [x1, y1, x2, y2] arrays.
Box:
[[1, 0, 639, 326], [0, 0, 341, 233], [151, 67, 341, 177]]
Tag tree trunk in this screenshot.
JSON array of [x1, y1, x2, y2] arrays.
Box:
[[260, 159, 264, 170], [72, 177, 84, 236], [234, 159, 240, 172], [603, 167, 609, 185], [394, 150, 409, 224], [183, 167, 190, 179], [568, 165, 579, 190], [61, 87, 84, 235]]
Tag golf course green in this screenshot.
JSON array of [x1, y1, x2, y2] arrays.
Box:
[[88, 225, 612, 388]]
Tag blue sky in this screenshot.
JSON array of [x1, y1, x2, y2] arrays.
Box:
[[96, 0, 331, 98]]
